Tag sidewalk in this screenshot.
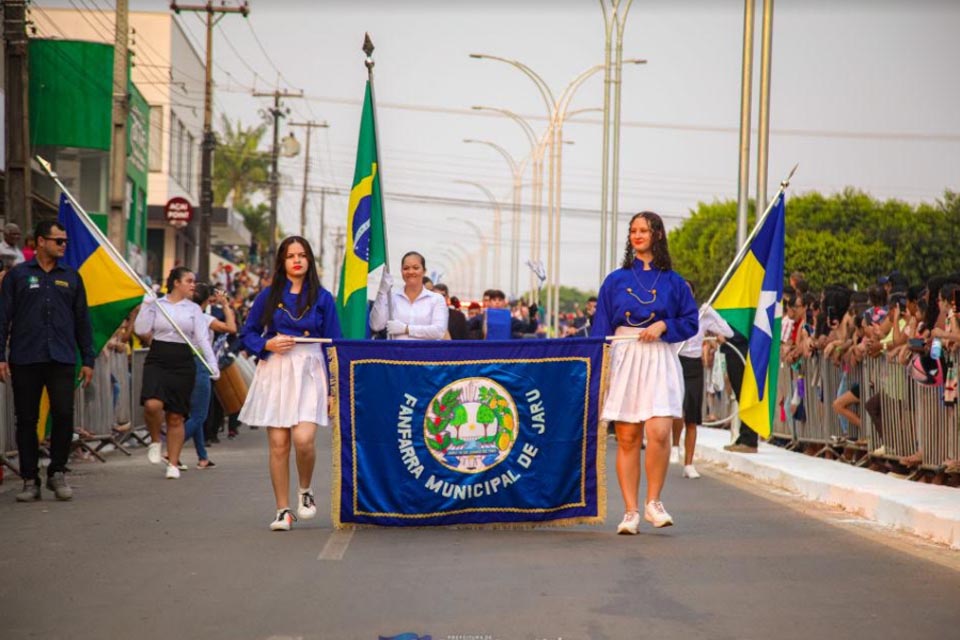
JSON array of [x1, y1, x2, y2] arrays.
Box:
[[695, 426, 960, 550]]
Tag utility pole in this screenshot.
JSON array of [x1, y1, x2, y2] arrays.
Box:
[[318, 187, 326, 279], [3, 0, 32, 232], [107, 0, 129, 254], [288, 119, 329, 263], [170, 1, 249, 279], [331, 226, 346, 295], [253, 88, 303, 263]]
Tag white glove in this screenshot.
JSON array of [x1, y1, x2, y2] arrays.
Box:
[[386, 320, 406, 336], [142, 291, 158, 304], [378, 273, 394, 295]]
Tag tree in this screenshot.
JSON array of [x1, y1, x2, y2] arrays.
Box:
[[668, 189, 960, 297], [236, 202, 270, 253], [213, 115, 270, 208]]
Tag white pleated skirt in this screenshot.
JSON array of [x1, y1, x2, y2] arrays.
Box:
[[238, 343, 329, 428], [602, 326, 685, 423]]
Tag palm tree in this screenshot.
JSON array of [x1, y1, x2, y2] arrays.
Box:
[[213, 115, 270, 208], [237, 202, 270, 249]]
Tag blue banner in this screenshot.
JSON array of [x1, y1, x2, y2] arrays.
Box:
[[328, 339, 607, 527]]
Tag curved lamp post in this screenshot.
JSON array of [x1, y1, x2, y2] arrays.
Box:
[[470, 53, 644, 333], [447, 217, 489, 299], [452, 181, 502, 290], [463, 139, 524, 298], [470, 106, 547, 300]]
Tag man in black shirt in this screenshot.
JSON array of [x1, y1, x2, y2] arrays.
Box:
[[0, 220, 95, 501]]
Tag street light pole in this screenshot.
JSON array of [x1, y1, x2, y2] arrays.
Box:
[[471, 106, 546, 300], [470, 54, 643, 334], [448, 217, 489, 298], [756, 0, 775, 211], [447, 241, 478, 300], [598, 0, 637, 273], [608, 0, 636, 273], [736, 0, 756, 249], [463, 139, 524, 297], [454, 180, 502, 291]]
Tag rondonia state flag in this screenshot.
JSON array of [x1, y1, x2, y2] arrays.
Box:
[[712, 194, 786, 438], [36, 195, 144, 439], [58, 194, 144, 353], [336, 80, 386, 338], [328, 339, 607, 527]]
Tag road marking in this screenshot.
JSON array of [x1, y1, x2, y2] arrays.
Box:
[[317, 529, 354, 560]]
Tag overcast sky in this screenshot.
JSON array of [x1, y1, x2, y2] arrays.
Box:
[[42, 0, 960, 293]]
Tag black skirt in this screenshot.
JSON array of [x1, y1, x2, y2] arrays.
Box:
[[680, 355, 704, 425], [141, 340, 195, 417]]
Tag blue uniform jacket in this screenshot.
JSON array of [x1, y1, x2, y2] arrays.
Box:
[[590, 260, 699, 343], [240, 280, 342, 359]]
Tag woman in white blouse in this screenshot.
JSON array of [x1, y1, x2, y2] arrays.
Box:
[[134, 267, 219, 479], [370, 251, 448, 340]]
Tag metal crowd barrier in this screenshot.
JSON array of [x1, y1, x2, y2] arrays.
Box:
[[916, 379, 959, 472], [700, 343, 737, 429], [782, 352, 959, 473], [771, 360, 795, 443], [117, 348, 150, 448], [861, 356, 916, 461]]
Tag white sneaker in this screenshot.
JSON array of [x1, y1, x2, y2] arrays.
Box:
[[147, 442, 162, 464], [297, 489, 317, 520], [644, 501, 674, 528], [669, 446, 681, 464], [270, 509, 296, 531], [616, 511, 640, 535], [683, 464, 701, 479], [165, 463, 180, 480]]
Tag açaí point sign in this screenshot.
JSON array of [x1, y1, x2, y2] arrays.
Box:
[[164, 197, 193, 229]]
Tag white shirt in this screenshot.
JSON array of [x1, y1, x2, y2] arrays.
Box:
[[678, 304, 735, 358], [370, 287, 448, 340], [0, 240, 24, 265], [781, 315, 795, 344], [134, 295, 219, 376]]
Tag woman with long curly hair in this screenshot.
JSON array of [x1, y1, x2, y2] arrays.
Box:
[[239, 237, 342, 531], [591, 212, 698, 534]]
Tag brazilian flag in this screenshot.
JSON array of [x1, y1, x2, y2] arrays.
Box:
[[712, 194, 786, 438], [337, 81, 387, 338]]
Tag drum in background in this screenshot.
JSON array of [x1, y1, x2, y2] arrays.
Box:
[[214, 358, 248, 415], [235, 353, 256, 387]]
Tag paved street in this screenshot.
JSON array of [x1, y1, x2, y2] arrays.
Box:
[[1, 430, 958, 640]]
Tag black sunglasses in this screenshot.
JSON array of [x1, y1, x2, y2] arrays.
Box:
[[43, 237, 68, 246]]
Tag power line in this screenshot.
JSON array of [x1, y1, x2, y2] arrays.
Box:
[[296, 93, 960, 144]]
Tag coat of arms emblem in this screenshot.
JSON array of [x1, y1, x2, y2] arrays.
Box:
[[423, 377, 519, 474]]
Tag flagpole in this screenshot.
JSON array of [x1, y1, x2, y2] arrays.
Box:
[[363, 33, 394, 335], [36, 155, 216, 375], [363, 33, 389, 272], [702, 163, 797, 310]]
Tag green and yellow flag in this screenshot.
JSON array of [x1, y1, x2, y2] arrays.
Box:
[[36, 195, 144, 439], [336, 81, 387, 338], [713, 195, 786, 438]]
